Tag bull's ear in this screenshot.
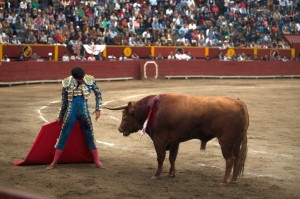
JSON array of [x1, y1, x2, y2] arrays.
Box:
[[128, 101, 136, 114]]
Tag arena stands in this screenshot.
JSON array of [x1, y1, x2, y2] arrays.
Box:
[[0, 0, 299, 51]]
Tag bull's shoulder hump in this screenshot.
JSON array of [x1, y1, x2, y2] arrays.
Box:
[[160, 94, 238, 103], [161, 94, 227, 101]]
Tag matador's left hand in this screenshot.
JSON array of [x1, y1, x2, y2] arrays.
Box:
[[93, 110, 101, 121]]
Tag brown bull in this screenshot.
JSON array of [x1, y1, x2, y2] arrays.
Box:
[[104, 94, 249, 183]]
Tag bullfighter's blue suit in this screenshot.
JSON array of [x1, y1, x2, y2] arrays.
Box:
[[55, 75, 102, 150]]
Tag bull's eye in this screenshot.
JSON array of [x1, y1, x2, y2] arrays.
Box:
[[122, 114, 126, 119]]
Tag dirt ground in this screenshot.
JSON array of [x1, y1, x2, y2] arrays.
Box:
[[0, 79, 299, 199]]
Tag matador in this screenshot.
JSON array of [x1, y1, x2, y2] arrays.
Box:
[[46, 67, 103, 169]]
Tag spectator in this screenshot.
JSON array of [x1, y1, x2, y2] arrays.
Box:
[[178, 23, 189, 39], [152, 18, 160, 32], [218, 52, 223, 60], [186, 51, 195, 60], [166, 7, 173, 17], [110, 28, 118, 40], [168, 51, 175, 60], [107, 54, 117, 60], [279, 0, 286, 13], [183, 39, 191, 46], [70, 53, 82, 61], [103, 30, 113, 45], [205, 26, 216, 46], [96, 52, 105, 61], [31, 52, 40, 60], [26, 31, 36, 44], [10, 35, 21, 44], [73, 11, 83, 27], [282, 56, 289, 62], [142, 29, 151, 43], [0, 28, 7, 40], [62, 52, 70, 62], [175, 50, 185, 60], [150, 0, 158, 7], [54, 30, 64, 44], [133, 18, 142, 35], [16, 51, 26, 61], [262, 55, 269, 61], [154, 38, 163, 46], [48, 52, 53, 61], [156, 53, 164, 60], [148, 53, 154, 60], [57, 11, 66, 22], [60, 0, 70, 10], [131, 53, 140, 59], [19, 0, 28, 13], [0, 36, 10, 44], [189, 20, 197, 31], [119, 53, 128, 61], [223, 53, 232, 61], [4, 1, 13, 13], [1, 54, 10, 62], [136, 38, 145, 46], [87, 54, 96, 61], [47, 37, 54, 45], [128, 21, 136, 35], [237, 53, 246, 61], [129, 36, 137, 46]]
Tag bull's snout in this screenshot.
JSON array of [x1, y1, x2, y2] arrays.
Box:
[[118, 127, 130, 137], [118, 127, 124, 133]]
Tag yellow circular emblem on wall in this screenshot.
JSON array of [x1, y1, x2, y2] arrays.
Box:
[[23, 46, 32, 57], [123, 47, 132, 57], [227, 48, 235, 57]]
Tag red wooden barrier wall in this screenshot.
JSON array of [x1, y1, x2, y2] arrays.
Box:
[[1, 60, 299, 84], [1, 45, 295, 60], [0, 61, 141, 82], [139, 60, 300, 79]]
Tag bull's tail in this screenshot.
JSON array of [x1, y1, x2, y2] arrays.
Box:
[[237, 128, 248, 177], [236, 99, 249, 177]]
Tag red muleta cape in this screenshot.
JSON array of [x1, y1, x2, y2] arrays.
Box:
[[14, 121, 93, 166]]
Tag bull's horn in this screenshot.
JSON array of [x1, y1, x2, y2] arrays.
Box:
[[102, 104, 128, 110]]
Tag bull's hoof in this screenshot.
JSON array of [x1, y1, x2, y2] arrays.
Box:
[[151, 175, 161, 180], [220, 179, 230, 185], [167, 174, 175, 178], [200, 142, 207, 150]]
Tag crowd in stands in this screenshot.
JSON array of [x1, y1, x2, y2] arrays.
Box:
[[0, 0, 299, 56]]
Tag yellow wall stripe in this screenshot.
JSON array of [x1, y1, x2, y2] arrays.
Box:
[[291, 48, 295, 58], [151, 46, 154, 57], [54, 45, 59, 61], [0, 44, 3, 61]]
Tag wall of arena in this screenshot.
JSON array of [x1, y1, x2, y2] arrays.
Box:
[[0, 44, 296, 60], [1, 59, 300, 85], [0, 44, 299, 85]]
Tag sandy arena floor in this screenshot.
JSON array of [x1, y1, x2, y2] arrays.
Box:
[[0, 79, 299, 199]]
